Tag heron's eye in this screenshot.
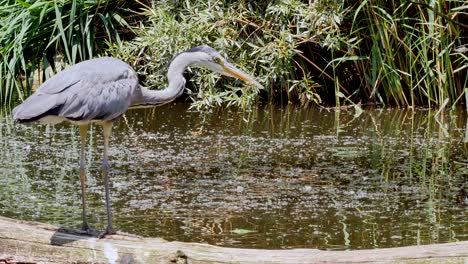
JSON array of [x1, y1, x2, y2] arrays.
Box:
[[213, 57, 223, 65]]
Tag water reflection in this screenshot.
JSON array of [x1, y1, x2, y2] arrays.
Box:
[[0, 104, 466, 249]]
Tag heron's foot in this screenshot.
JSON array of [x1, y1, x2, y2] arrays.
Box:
[[82, 227, 102, 237], [82, 222, 90, 232], [98, 227, 117, 239], [78, 222, 99, 237]]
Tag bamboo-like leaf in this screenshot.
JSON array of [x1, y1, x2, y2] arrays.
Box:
[[14, 0, 31, 8], [453, 63, 468, 74], [451, 5, 468, 11], [68, 0, 77, 42], [351, 0, 368, 32], [54, 2, 72, 63]]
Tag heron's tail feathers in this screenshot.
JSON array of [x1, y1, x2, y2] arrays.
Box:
[[13, 94, 61, 123]]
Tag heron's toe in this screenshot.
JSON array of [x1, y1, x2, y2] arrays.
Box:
[[98, 227, 117, 239], [84, 227, 101, 237]]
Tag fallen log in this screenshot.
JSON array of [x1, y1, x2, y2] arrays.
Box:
[[0, 216, 466, 264]]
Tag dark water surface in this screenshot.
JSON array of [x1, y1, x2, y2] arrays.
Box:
[[1, 104, 467, 250]]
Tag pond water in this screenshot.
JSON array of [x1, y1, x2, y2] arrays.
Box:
[[0, 104, 466, 250]]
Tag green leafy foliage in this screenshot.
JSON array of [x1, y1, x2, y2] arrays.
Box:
[[108, 0, 330, 110]]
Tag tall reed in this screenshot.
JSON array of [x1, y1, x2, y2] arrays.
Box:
[[348, 0, 467, 108], [0, 0, 135, 106]]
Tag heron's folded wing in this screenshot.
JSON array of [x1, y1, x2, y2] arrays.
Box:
[[59, 77, 138, 121]]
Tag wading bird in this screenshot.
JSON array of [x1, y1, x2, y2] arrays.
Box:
[[13, 45, 263, 237]]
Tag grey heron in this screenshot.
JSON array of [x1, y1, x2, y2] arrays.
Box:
[[12, 45, 263, 237]]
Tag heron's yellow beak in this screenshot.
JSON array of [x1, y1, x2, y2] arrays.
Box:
[[222, 63, 264, 89]]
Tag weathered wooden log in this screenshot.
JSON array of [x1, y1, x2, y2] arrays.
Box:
[[0, 216, 467, 264]]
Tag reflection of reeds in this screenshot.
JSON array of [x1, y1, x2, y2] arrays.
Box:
[[0, 107, 100, 228], [369, 108, 466, 244], [1, 105, 466, 248]]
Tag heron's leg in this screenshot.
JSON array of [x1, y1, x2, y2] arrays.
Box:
[[102, 122, 116, 235], [79, 124, 90, 231]]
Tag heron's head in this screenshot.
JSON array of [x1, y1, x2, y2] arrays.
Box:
[[172, 45, 264, 89]]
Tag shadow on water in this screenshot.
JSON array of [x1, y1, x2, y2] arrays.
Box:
[[0, 104, 467, 250]]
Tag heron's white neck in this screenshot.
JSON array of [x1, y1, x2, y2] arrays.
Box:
[[130, 52, 206, 107]]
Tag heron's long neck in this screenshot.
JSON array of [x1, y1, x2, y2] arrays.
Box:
[[130, 53, 199, 107]]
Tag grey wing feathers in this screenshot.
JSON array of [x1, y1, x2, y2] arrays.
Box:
[[13, 57, 139, 123], [12, 92, 62, 121], [60, 78, 137, 121]]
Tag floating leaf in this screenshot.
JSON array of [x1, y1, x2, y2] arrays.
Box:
[[231, 228, 256, 235], [353, 104, 364, 117]]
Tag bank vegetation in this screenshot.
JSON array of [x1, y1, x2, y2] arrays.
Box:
[[1, 0, 467, 110]]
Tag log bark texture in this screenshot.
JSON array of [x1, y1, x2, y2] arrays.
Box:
[[0, 216, 467, 264]]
